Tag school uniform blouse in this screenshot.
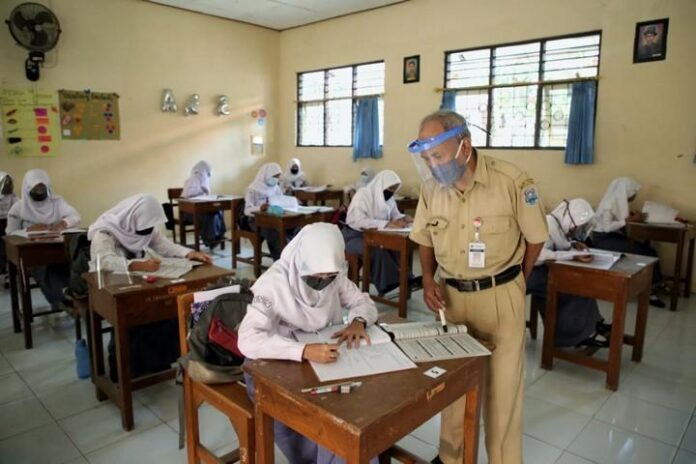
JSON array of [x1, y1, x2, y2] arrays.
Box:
[[6, 199, 80, 234]]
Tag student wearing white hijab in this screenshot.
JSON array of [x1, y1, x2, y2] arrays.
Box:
[[6, 169, 81, 311], [181, 160, 226, 248], [279, 158, 308, 194], [343, 170, 414, 295], [343, 167, 375, 202], [243, 162, 288, 260], [239, 223, 377, 464], [0, 172, 18, 275], [592, 177, 664, 307], [527, 199, 608, 347], [88, 193, 211, 272]]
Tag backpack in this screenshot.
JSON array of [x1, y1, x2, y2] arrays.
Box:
[[67, 232, 91, 298], [180, 279, 254, 384]]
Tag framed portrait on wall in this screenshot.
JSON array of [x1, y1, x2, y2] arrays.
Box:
[[403, 55, 420, 83], [633, 18, 669, 63]]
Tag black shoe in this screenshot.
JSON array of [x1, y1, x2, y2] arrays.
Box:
[[649, 296, 666, 308], [408, 276, 423, 292], [578, 333, 609, 349], [431, 456, 444, 464], [596, 320, 612, 336], [377, 282, 400, 297]]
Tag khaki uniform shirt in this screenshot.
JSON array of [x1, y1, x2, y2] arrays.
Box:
[[409, 153, 548, 280]]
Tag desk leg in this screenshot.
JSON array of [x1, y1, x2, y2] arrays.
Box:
[[671, 238, 685, 311], [606, 294, 627, 391], [114, 318, 134, 430], [18, 264, 33, 349], [464, 373, 484, 464], [398, 246, 409, 319], [254, 229, 262, 278], [89, 308, 107, 399], [9, 262, 20, 333], [179, 216, 187, 247], [362, 244, 371, 293], [193, 213, 201, 251], [632, 290, 649, 362], [685, 238, 694, 297], [279, 227, 287, 249], [255, 405, 275, 464], [541, 284, 558, 370]]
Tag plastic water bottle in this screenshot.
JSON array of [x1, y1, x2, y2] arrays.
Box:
[[75, 339, 91, 379]]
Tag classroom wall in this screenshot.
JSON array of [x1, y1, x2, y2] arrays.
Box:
[[0, 0, 279, 223], [276, 0, 696, 283]]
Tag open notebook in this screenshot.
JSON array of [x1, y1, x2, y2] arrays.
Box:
[[556, 248, 621, 271], [294, 324, 416, 382]]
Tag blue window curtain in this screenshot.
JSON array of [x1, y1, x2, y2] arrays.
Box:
[[353, 96, 382, 161], [565, 81, 597, 165], [440, 90, 456, 111]]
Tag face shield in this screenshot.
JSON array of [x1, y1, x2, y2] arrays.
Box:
[[407, 125, 467, 184]]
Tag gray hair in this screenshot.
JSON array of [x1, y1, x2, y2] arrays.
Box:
[[419, 110, 471, 139]]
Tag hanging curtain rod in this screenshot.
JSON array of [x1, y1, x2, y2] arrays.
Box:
[[435, 75, 599, 93]]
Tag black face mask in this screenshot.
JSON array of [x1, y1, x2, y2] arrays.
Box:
[[302, 274, 337, 291], [383, 190, 395, 201], [29, 191, 48, 202], [290, 167, 299, 175], [135, 227, 154, 236]]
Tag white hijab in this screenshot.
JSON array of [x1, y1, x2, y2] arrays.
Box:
[[18, 169, 65, 225], [356, 168, 375, 189], [88, 194, 166, 254], [190, 160, 211, 193], [248, 162, 282, 196], [251, 223, 346, 314], [548, 199, 594, 250], [284, 158, 304, 183], [351, 170, 401, 220], [595, 177, 641, 229], [0, 172, 10, 199]]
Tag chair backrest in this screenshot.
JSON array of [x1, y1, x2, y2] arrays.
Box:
[[177, 293, 194, 357], [0, 217, 7, 238], [168, 188, 183, 206]]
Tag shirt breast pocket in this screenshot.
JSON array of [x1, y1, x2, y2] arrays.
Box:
[[426, 216, 450, 258], [479, 215, 517, 261]]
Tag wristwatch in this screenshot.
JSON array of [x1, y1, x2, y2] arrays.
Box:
[[352, 316, 367, 328]]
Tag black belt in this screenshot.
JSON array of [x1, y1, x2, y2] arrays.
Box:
[[445, 265, 521, 292]]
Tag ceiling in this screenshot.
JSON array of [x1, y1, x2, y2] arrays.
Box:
[[147, 0, 408, 31]]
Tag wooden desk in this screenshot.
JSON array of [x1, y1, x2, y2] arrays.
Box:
[[362, 230, 419, 318], [4, 235, 69, 349], [251, 210, 334, 276], [541, 253, 657, 390], [293, 189, 343, 206], [626, 221, 695, 311], [245, 353, 487, 464], [395, 197, 419, 214], [85, 264, 234, 430], [177, 196, 242, 251]]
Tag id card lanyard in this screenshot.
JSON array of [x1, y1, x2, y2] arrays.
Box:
[[469, 217, 486, 268]]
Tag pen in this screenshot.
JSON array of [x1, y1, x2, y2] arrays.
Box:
[[302, 381, 362, 394], [438, 307, 448, 333]]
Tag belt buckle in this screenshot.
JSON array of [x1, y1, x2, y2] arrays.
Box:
[[474, 280, 480, 291]]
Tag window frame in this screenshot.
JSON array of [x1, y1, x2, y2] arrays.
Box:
[[296, 60, 385, 148], [443, 30, 602, 150]]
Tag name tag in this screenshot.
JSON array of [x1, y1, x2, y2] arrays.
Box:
[[469, 242, 486, 268]]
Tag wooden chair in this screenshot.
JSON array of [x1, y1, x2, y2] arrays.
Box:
[[346, 252, 361, 285], [231, 200, 265, 277], [527, 296, 541, 340], [1, 218, 7, 288], [177, 292, 255, 464], [167, 188, 194, 245]]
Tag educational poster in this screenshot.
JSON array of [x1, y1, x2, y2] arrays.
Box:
[[58, 90, 121, 140], [1, 88, 61, 157]]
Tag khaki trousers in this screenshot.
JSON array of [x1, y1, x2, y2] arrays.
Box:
[[438, 273, 526, 464]]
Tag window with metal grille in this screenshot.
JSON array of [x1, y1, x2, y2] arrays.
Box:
[[297, 61, 385, 147], [444, 32, 600, 149]]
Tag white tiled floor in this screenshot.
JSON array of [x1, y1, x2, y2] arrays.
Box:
[[0, 239, 695, 463]]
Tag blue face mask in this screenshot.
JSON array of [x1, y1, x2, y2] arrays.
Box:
[[430, 139, 467, 186], [265, 177, 278, 187]]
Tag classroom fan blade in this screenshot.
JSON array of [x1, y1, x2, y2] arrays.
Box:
[[12, 11, 28, 30], [30, 30, 48, 48], [33, 11, 54, 26]]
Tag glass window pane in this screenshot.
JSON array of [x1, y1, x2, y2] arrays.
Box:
[[326, 99, 352, 146], [446, 49, 491, 88], [298, 102, 324, 146], [327, 67, 352, 99], [453, 90, 489, 147], [543, 34, 600, 80], [356, 62, 385, 96], [298, 71, 325, 102], [539, 84, 572, 147], [492, 42, 540, 85], [489, 85, 537, 146]]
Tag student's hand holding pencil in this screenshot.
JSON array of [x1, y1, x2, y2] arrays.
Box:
[[302, 343, 340, 363]]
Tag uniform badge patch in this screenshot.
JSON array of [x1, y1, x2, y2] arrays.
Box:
[[524, 187, 539, 206]]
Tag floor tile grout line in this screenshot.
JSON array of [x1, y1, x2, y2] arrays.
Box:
[[590, 414, 685, 449]]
